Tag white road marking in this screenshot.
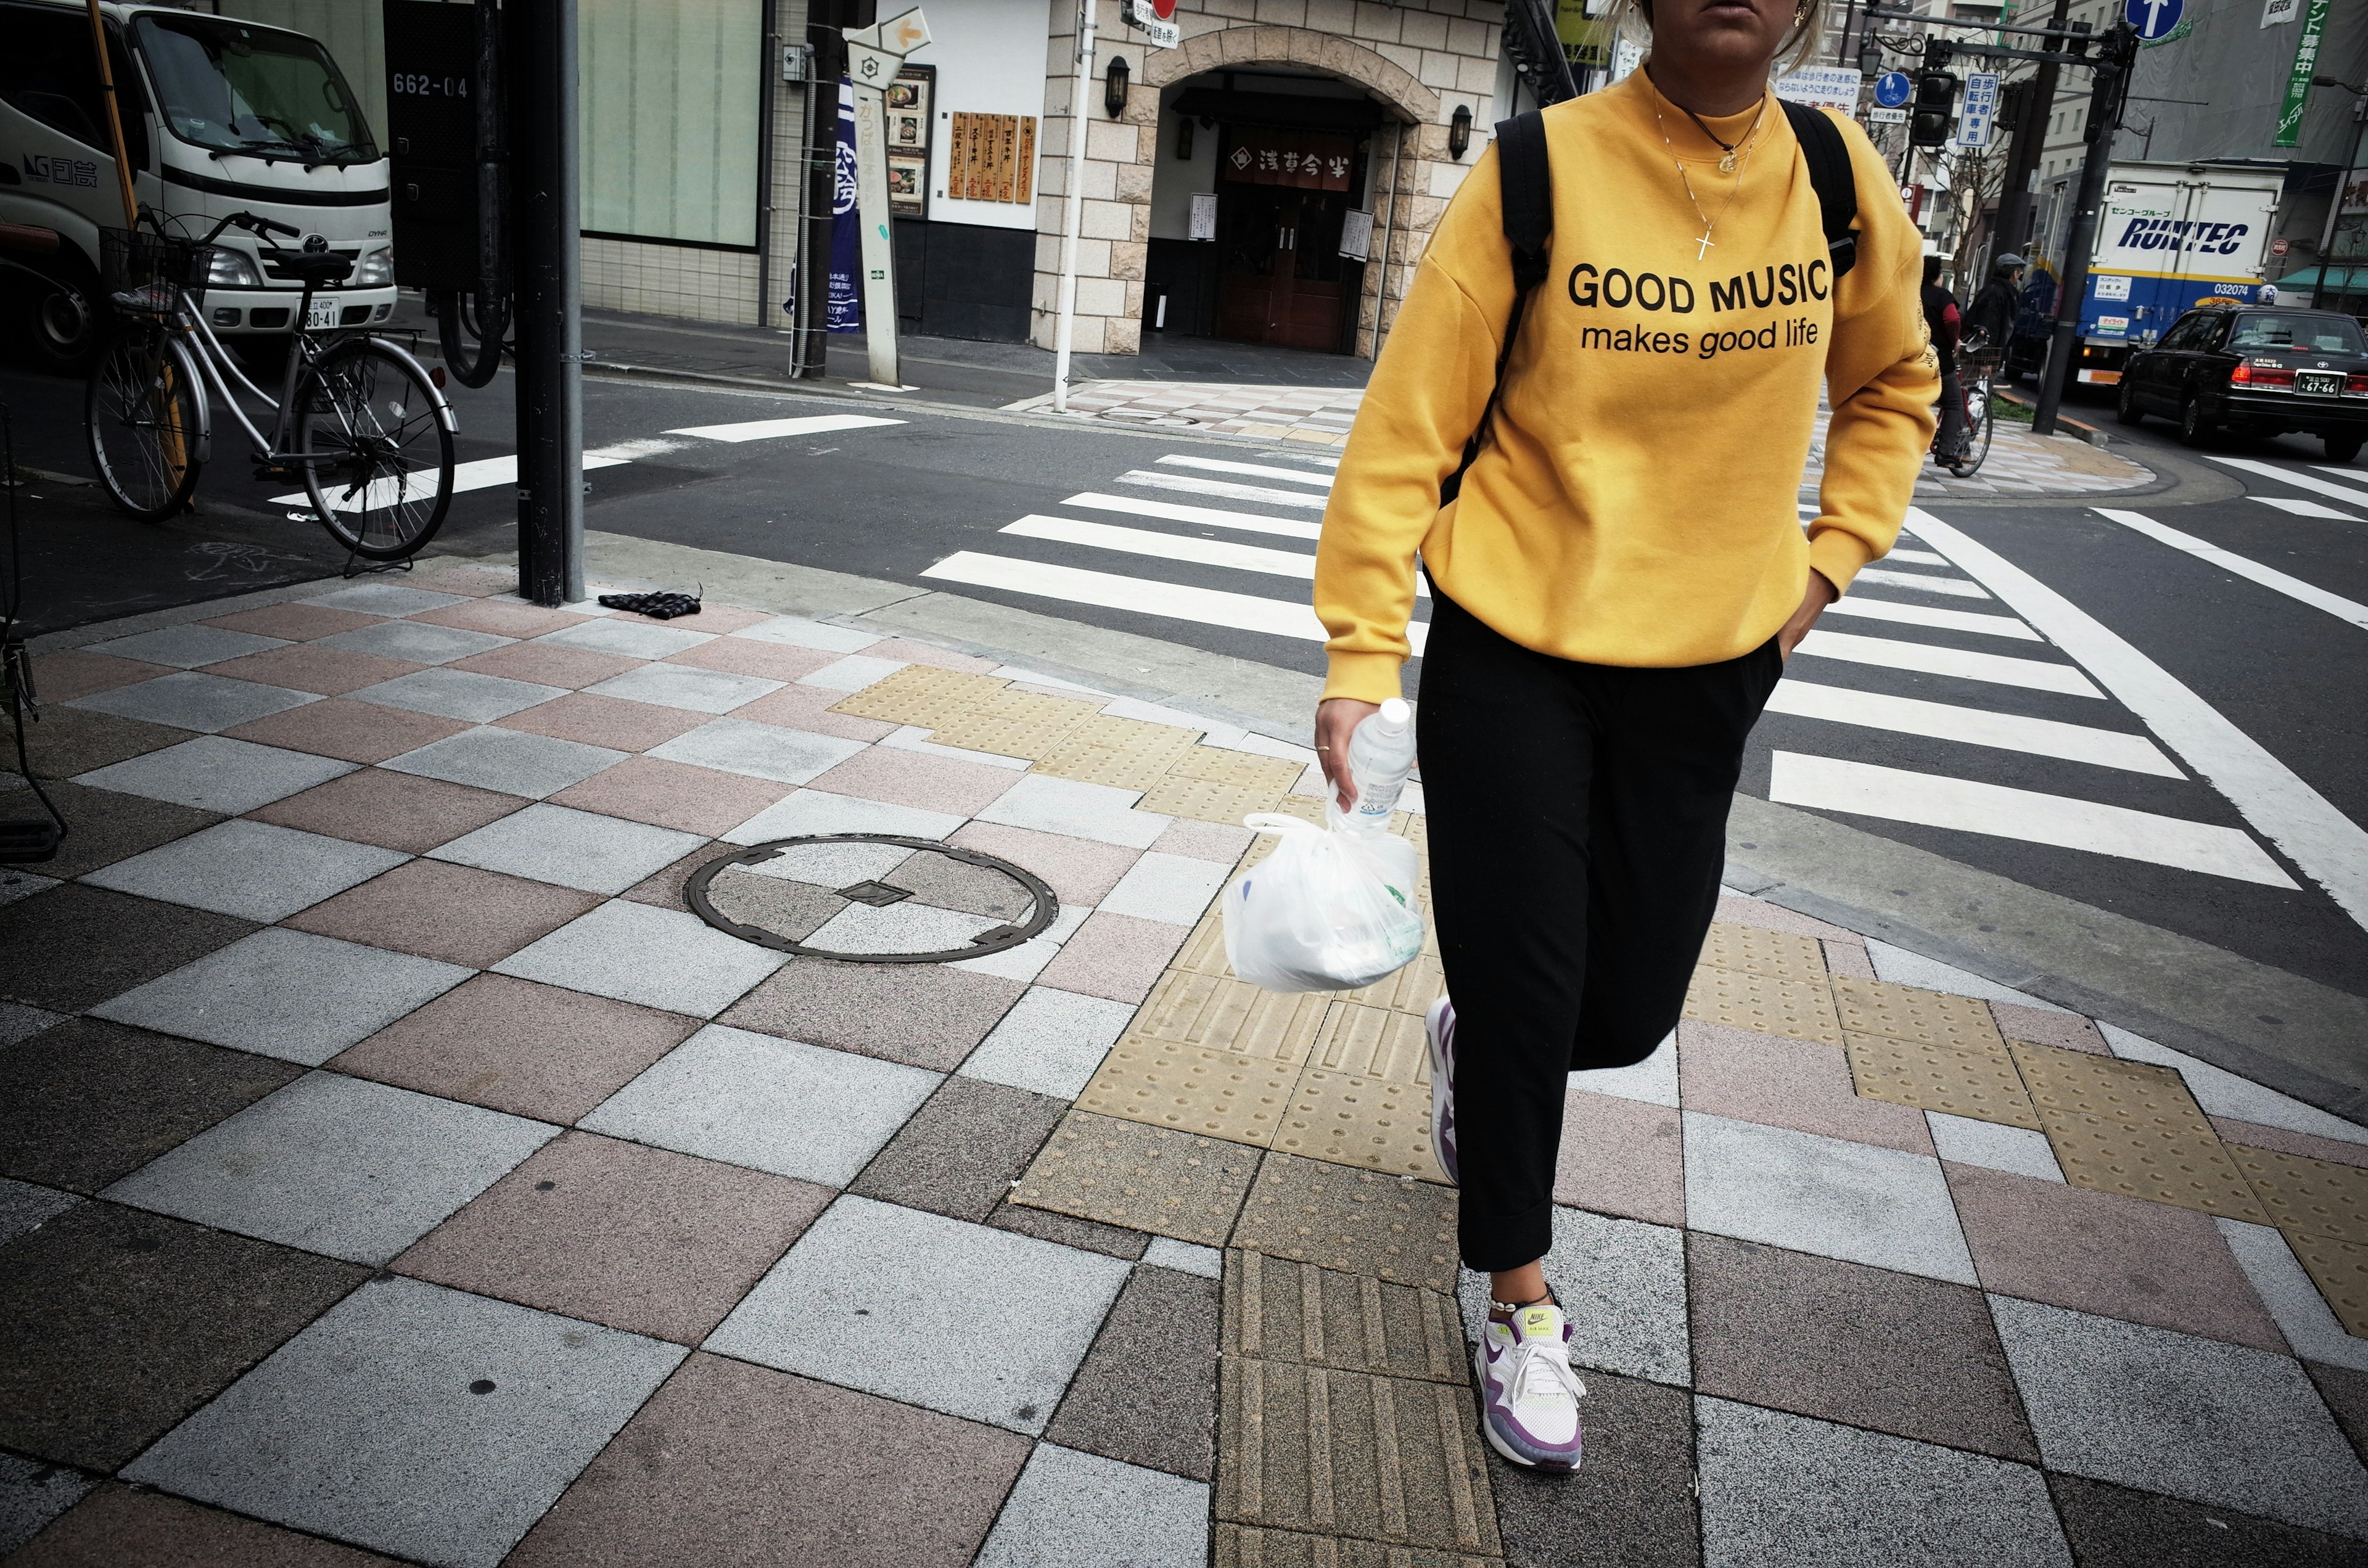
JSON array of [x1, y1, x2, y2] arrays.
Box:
[[2206, 455, 2368, 509], [1117, 470, 1329, 509], [583, 437, 689, 461], [1765, 682, 2183, 776], [2093, 509, 2368, 633], [2252, 496, 2361, 521], [921, 552, 1429, 651], [1769, 752, 2296, 887], [662, 413, 905, 442], [1156, 454, 1334, 488], [1793, 628, 2103, 697], [1910, 507, 2368, 934], [1000, 514, 1435, 593], [1853, 567, 1991, 599], [1888, 548, 1953, 567], [269, 451, 629, 514], [1823, 596, 2042, 641], [1061, 491, 1322, 541]]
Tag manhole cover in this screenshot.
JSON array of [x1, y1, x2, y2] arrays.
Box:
[[685, 834, 1058, 964]]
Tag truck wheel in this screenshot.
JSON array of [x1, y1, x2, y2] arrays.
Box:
[[14, 252, 102, 375], [2116, 377, 2145, 427], [2328, 435, 2364, 465], [2179, 393, 2214, 449]]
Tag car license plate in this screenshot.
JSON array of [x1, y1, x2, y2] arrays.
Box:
[[305, 297, 340, 330], [2297, 370, 2345, 396]]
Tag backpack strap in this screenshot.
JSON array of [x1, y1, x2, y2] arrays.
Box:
[[1441, 111, 1552, 505], [1780, 99, 1858, 282]]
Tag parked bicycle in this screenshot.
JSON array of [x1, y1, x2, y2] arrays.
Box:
[[85, 212, 456, 562], [1935, 343, 2000, 480]]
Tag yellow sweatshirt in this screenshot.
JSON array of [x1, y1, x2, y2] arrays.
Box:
[[1315, 70, 1939, 703]]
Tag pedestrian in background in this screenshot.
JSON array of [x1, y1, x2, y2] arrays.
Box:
[[1964, 252, 2024, 351], [1312, 0, 1935, 1475], [1925, 255, 1968, 464]]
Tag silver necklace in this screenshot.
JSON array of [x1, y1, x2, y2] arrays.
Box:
[[1653, 95, 1767, 261]]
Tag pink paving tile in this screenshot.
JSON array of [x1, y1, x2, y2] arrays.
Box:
[[550, 757, 792, 837], [1822, 940, 1876, 979], [852, 636, 1000, 673], [409, 599, 593, 638], [202, 602, 383, 641], [284, 860, 601, 968], [446, 640, 641, 690], [1991, 1001, 2106, 1053], [395, 1131, 831, 1344], [1555, 1087, 1685, 1227], [662, 637, 839, 681], [402, 565, 509, 596], [495, 692, 709, 752], [2216, 1119, 2368, 1172], [1679, 1020, 1933, 1155], [609, 602, 773, 632], [220, 698, 470, 765], [1151, 816, 1256, 864], [202, 644, 426, 697], [13, 1484, 405, 1565], [247, 767, 523, 853], [30, 650, 155, 701], [1944, 1161, 2285, 1352], [804, 746, 1019, 816], [619, 844, 731, 914], [1034, 911, 1188, 1004], [947, 821, 1141, 906], [1714, 894, 1856, 942], [730, 683, 898, 742]]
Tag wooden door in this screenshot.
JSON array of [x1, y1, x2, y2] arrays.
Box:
[[1215, 187, 1348, 349]]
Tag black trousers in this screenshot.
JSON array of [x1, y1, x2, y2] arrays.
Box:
[[1418, 589, 1783, 1272]]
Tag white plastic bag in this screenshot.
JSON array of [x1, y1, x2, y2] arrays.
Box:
[[1222, 813, 1425, 992]]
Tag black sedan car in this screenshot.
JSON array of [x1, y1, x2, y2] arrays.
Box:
[[2116, 306, 2368, 462]]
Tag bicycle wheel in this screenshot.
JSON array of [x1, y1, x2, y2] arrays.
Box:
[[295, 339, 456, 559], [1951, 372, 1996, 478], [86, 326, 206, 520]]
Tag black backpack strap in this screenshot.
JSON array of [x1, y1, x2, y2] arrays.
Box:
[[1442, 111, 1552, 505], [1780, 99, 1858, 283]]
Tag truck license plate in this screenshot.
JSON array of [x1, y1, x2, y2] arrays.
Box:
[[2297, 371, 2344, 396], [305, 298, 340, 331]]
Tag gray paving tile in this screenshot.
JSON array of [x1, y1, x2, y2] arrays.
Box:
[[801, 897, 1002, 954], [427, 803, 705, 895], [1489, 1369, 1703, 1568], [2221, 1218, 2368, 1373], [0, 869, 56, 908], [2312, 1361, 2368, 1468], [797, 652, 906, 689], [2046, 1472, 2368, 1568], [583, 1023, 936, 1183], [705, 1193, 1130, 1432], [15, 778, 223, 881], [0, 1451, 97, 1557], [1144, 1237, 1222, 1278], [92, 928, 471, 1065], [960, 985, 1137, 1098], [718, 956, 1023, 1069], [974, 1443, 1209, 1568], [0, 1178, 77, 1245], [121, 1275, 684, 1568], [990, 1199, 1153, 1261], [718, 786, 964, 844], [535, 619, 713, 659], [1046, 1265, 1220, 1480], [1682, 1110, 1976, 1284], [104, 1070, 558, 1264], [493, 901, 787, 1016], [1696, 1397, 2070, 1568], [1456, 1204, 1691, 1386], [734, 615, 879, 652], [302, 583, 465, 615], [350, 668, 567, 722], [68, 671, 320, 733], [73, 735, 354, 812], [1, 884, 258, 1014], [1991, 1294, 2368, 1538], [4, 1483, 416, 1566], [1928, 1110, 2065, 1183], [85, 623, 287, 668], [583, 664, 782, 714], [79, 819, 408, 921], [382, 726, 628, 798], [849, 1074, 1067, 1221], [976, 774, 1172, 848], [1096, 851, 1232, 927], [0, 1001, 64, 1045], [317, 621, 512, 666]]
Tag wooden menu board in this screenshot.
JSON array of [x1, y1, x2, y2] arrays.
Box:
[[948, 112, 1037, 205]]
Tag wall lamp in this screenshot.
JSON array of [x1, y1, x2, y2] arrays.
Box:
[[1449, 104, 1472, 160], [1105, 56, 1130, 119]]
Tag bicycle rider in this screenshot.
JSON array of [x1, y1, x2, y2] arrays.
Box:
[[1922, 255, 1968, 466]]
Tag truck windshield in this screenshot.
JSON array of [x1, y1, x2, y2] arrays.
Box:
[[133, 13, 377, 165], [2229, 314, 2366, 354]]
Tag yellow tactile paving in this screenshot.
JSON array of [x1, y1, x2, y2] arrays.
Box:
[[1334, 954, 1445, 1018], [1231, 1154, 1461, 1294], [1032, 713, 1205, 790], [2013, 1043, 2267, 1221], [1220, 1251, 1467, 1384], [1831, 976, 2006, 1051], [2288, 1234, 2368, 1338], [1077, 1041, 1299, 1145], [1140, 748, 1306, 826], [925, 687, 1103, 758], [1682, 966, 1843, 1047], [1122, 971, 1329, 1067], [1844, 1033, 2042, 1130], [1275, 1070, 1442, 1183], [1310, 1002, 1430, 1082], [1696, 921, 1828, 983], [2230, 1144, 2368, 1246], [1011, 1111, 1261, 1245], [826, 663, 1008, 726], [1211, 1525, 1500, 1568], [1174, 908, 1235, 979]]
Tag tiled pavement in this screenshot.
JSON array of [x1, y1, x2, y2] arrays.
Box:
[[7, 565, 2368, 1566]]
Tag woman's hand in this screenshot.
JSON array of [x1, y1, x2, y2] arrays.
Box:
[[1778, 570, 1838, 660], [1315, 697, 1380, 809]]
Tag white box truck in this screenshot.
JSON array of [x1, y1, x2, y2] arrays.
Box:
[[0, 0, 395, 368], [2031, 159, 2283, 388]]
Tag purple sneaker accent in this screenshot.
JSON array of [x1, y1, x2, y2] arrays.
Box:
[[1424, 995, 1457, 1186], [1474, 1302, 1585, 1472]]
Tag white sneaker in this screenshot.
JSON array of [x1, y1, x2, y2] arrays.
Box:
[[1474, 1300, 1585, 1471]]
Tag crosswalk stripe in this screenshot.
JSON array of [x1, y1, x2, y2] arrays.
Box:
[[921, 551, 1431, 652], [1854, 567, 1991, 599], [999, 514, 1437, 593], [1793, 628, 2103, 696], [662, 414, 905, 442], [1823, 596, 2042, 640], [1118, 470, 1329, 509], [1157, 455, 1334, 488], [1770, 752, 2296, 886], [2252, 496, 2361, 521], [269, 451, 629, 513], [1765, 682, 2182, 776], [2094, 509, 2368, 632], [2207, 455, 2368, 508], [1888, 547, 1952, 567], [1061, 491, 1322, 541]]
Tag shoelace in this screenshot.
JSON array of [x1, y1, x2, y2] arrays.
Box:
[[1503, 1336, 1588, 1408]]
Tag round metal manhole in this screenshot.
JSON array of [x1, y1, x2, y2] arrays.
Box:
[[685, 834, 1058, 964]]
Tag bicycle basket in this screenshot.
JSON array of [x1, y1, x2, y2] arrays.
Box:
[[99, 228, 214, 314]]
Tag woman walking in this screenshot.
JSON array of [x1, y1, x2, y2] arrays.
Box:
[[1312, 0, 1935, 1472]]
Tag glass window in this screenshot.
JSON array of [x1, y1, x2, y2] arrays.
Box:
[[0, 5, 150, 168], [133, 12, 374, 163], [2227, 313, 2366, 353], [579, 0, 761, 249]]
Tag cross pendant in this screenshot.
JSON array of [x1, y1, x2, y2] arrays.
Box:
[[1695, 232, 1716, 260]]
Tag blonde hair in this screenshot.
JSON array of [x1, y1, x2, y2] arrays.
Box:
[[1600, 0, 1830, 78]]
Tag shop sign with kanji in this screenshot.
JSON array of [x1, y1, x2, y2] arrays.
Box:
[[1221, 130, 1354, 191]]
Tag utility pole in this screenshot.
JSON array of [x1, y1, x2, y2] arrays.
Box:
[[510, 0, 583, 605], [1051, 0, 1096, 414], [2031, 20, 2132, 437], [1994, 0, 2069, 258]]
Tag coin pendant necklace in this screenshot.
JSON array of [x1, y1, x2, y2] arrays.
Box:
[[1653, 93, 1767, 261]]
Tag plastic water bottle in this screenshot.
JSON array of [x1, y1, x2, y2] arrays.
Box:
[[1334, 698, 1416, 834]]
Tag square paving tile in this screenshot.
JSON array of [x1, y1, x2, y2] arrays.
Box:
[[1098, 851, 1233, 927], [120, 1275, 684, 1568], [0, 1202, 367, 1471], [960, 984, 1139, 1098], [705, 1193, 1129, 1433], [535, 618, 713, 659], [286, 860, 601, 968], [28, 647, 155, 700], [849, 1075, 1069, 1223], [582, 1023, 936, 1183], [1991, 1294, 2368, 1538], [205, 602, 384, 641], [410, 599, 590, 638], [0, 1002, 62, 1045], [546, 756, 791, 837], [976, 773, 1172, 848], [2219, 1219, 2368, 1374], [620, 844, 743, 913], [662, 636, 837, 681], [83, 623, 289, 669], [73, 735, 355, 813], [348, 668, 566, 723], [1570, 1028, 1682, 1109], [80, 819, 408, 922], [1992, 1001, 2107, 1054], [204, 644, 426, 697], [1682, 1110, 1976, 1284], [502, 1352, 1030, 1568], [1695, 1397, 2070, 1568], [976, 1443, 1209, 1567], [2047, 1472, 2368, 1568], [17, 779, 219, 880], [2016, 1043, 2265, 1221], [800, 652, 908, 690], [105, 1071, 557, 1264], [70, 671, 320, 733], [5, 706, 185, 778], [316, 621, 512, 667], [1487, 1369, 1703, 1568], [1452, 1202, 1692, 1389], [382, 726, 628, 798], [247, 768, 524, 854], [0, 1016, 304, 1192], [732, 615, 879, 652], [395, 1131, 831, 1344], [495, 691, 711, 752], [446, 641, 640, 690], [1, 884, 256, 1014], [1927, 1111, 2066, 1182], [1037, 911, 1190, 1004], [0, 1455, 97, 1561], [582, 663, 781, 715], [1687, 1233, 2036, 1458], [92, 927, 469, 1065], [646, 717, 870, 786], [302, 583, 467, 616], [494, 901, 786, 1016], [1016, 1111, 1264, 1247], [1680, 1020, 1933, 1154], [1231, 1151, 1461, 1292], [1946, 1162, 2285, 1350], [426, 802, 705, 895], [221, 699, 472, 765], [10, 1478, 414, 1566], [718, 956, 1022, 1069], [726, 681, 899, 741], [800, 745, 1021, 816], [1555, 1086, 1687, 1228]]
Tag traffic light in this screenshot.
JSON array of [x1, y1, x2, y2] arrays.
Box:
[[1910, 68, 1958, 148]]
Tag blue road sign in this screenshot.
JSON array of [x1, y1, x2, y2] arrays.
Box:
[[1874, 70, 1913, 107], [2124, 0, 2182, 41]]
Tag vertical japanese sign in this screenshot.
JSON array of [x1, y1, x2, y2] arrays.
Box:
[[1956, 72, 2000, 147], [829, 81, 862, 332], [2276, 0, 2327, 148]]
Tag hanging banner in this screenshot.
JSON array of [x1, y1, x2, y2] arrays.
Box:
[[1956, 72, 2000, 147], [1220, 129, 1354, 191], [828, 80, 863, 332], [2274, 0, 2327, 147], [1774, 67, 1864, 112], [1554, 0, 1610, 69]]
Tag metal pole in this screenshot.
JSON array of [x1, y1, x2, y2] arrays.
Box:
[[756, 0, 778, 336], [514, 0, 584, 605], [1994, 0, 2068, 258], [84, 0, 138, 227], [799, 26, 844, 378], [2032, 27, 2125, 438], [1051, 0, 1096, 413]]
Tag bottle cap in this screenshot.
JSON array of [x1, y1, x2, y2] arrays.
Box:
[[1376, 697, 1412, 733]]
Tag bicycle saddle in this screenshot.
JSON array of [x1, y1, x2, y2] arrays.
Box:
[[260, 248, 355, 285]]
